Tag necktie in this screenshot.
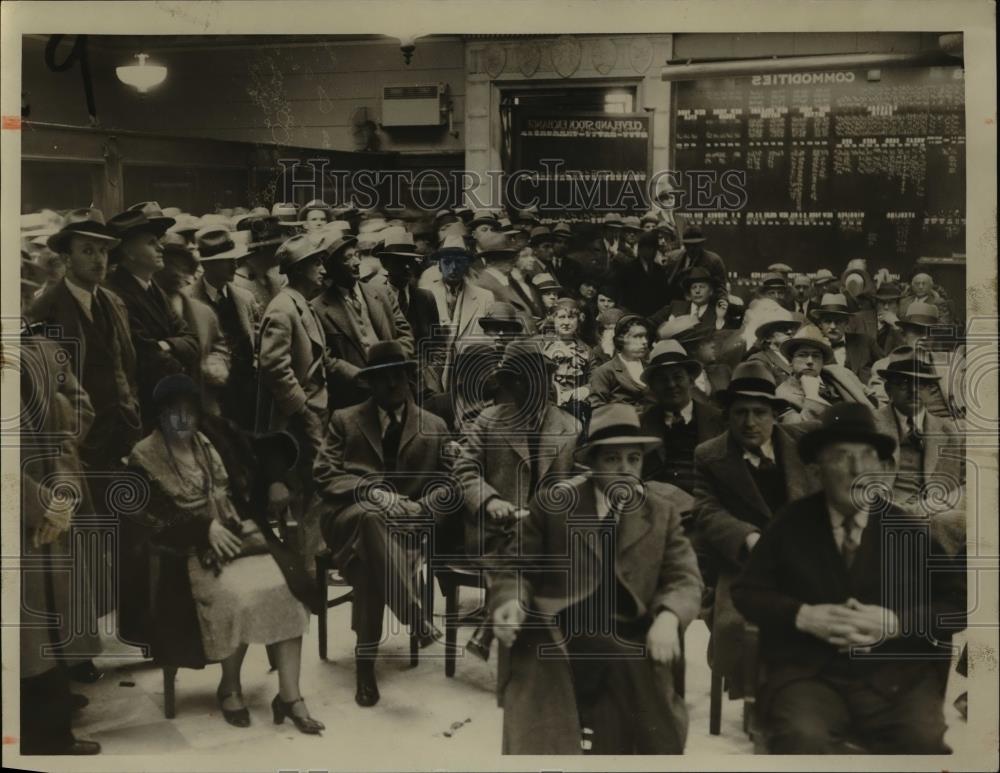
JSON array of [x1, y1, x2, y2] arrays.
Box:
[[90, 289, 112, 336], [906, 415, 923, 449], [397, 286, 409, 315], [750, 450, 776, 471], [664, 411, 685, 429], [382, 409, 403, 473], [841, 512, 860, 568]]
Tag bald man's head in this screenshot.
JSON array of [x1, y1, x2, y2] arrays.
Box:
[[911, 273, 933, 297]]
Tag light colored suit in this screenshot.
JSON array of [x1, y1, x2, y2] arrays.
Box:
[[429, 280, 495, 388], [177, 293, 230, 415]]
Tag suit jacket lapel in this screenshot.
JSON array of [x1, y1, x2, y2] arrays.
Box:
[[361, 283, 389, 339], [720, 432, 772, 521], [398, 399, 419, 455], [53, 282, 87, 365], [617, 490, 653, 555], [317, 292, 363, 356], [359, 399, 384, 461], [775, 425, 812, 502], [534, 407, 573, 478]]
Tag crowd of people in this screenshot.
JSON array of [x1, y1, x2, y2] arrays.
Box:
[[16, 196, 967, 756]]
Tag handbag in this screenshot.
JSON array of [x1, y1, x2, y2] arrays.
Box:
[[198, 489, 272, 575]]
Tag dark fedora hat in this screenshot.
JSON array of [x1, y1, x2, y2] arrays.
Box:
[[194, 225, 251, 262], [109, 208, 173, 242], [876, 348, 941, 382], [681, 225, 706, 244], [252, 430, 300, 471], [358, 340, 417, 377], [681, 266, 717, 289], [476, 230, 518, 262], [798, 402, 896, 464], [324, 234, 359, 261], [236, 214, 285, 251], [760, 272, 788, 289], [808, 292, 853, 323], [875, 282, 903, 301], [496, 338, 552, 378], [47, 207, 121, 253], [528, 225, 554, 246], [642, 338, 702, 380], [715, 361, 789, 410], [468, 210, 501, 229]]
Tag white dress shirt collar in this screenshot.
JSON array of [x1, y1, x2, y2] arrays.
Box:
[[893, 407, 926, 435], [377, 404, 406, 434], [742, 437, 776, 467], [203, 277, 227, 303], [827, 501, 869, 550], [664, 400, 695, 427]]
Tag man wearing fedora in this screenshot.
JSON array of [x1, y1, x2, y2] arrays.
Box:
[[452, 338, 581, 661], [616, 230, 671, 319], [731, 402, 965, 754], [256, 233, 331, 569], [27, 208, 141, 683], [872, 350, 965, 512], [787, 274, 816, 317], [546, 221, 583, 290], [639, 339, 725, 495], [656, 266, 729, 333], [155, 237, 231, 418], [658, 316, 733, 401], [873, 282, 906, 353], [233, 213, 288, 310], [899, 271, 953, 326], [427, 233, 495, 388], [810, 292, 882, 382], [489, 403, 703, 754], [745, 306, 802, 385], [185, 225, 262, 429], [664, 226, 727, 301], [589, 213, 626, 276], [776, 324, 877, 423], [867, 303, 959, 418], [691, 362, 821, 696], [106, 206, 200, 430], [473, 231, 537, 335], [310, 227, 414, 411], [315, 341, 449, 708]]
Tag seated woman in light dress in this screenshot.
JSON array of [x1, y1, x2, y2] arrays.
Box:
[[127, 374, 324, 735]]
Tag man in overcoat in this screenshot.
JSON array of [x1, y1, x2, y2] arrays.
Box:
[[691, 361, 821, 695], [311, 233, 414, 410], [731, 402, 965, 754], [490, 404, 703, 754], [316, 341, 450, 707], [105, 208, 199, 429]]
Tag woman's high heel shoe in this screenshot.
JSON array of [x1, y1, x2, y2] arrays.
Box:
[[271, 694, 324, 735], [216, 685, 250, 728]]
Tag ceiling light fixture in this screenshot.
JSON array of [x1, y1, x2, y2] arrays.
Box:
[[116, 53, 167, 93]]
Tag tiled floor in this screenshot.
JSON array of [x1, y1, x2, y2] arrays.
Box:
[[75, 587, 966, 759]]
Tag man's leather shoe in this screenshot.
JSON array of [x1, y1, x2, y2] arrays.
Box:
[[70, 693, 90, 712], [54, 739, 102, 755], [68, 660, 103, 684], [355, 661, 380, 708], [466, 623, 493, 661]]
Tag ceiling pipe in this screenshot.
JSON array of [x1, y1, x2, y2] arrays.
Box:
[[661, 50, 958, 82]]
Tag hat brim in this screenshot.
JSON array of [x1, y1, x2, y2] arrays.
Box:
[[200, 245, 251, 262], [897, 319, 936, 330], [575, 435, 662, 460], [876, 367, 941, 381], [478, 249, 518, 261], [358, 360, 418, 377], [715, 389, 790, 413], [115, 220, 173, 242], [642, 359, 703, 380], [682, 237, 706, 244], [377, 248, 423, 260], [47, 229, 121, 253], [799, 427, 896, 464], [755, 320, 800, 339], [808, 309, 852, 323], [468, 218, 501, 229], [780, 337, 834, 363], [279, 248, 327, 274]]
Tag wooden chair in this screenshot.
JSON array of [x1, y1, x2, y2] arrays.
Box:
[[314, 549, 421, 666], [708, 622, 759, 737], [431, 564, 489, 677]]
